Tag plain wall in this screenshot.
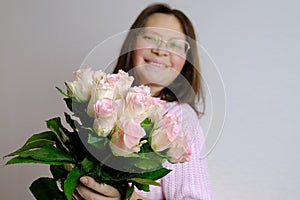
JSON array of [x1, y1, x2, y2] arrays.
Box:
[[1, 0, 299, 199]]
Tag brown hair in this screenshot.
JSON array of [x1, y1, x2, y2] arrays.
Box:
[[113, 3, 205, 116]]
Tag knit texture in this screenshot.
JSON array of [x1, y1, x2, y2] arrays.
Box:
[[136, 102, 213, 200]]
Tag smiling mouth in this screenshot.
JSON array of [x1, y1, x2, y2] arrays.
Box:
[[145, 59, 169, 69]]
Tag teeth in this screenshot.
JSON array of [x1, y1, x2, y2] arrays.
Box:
[[148, 62, 166, 68]]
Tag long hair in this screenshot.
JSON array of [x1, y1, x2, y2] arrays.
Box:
[[113, 3, 205, 116]]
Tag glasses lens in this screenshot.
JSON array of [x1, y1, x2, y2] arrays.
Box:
[[139, 32, 190, 55], [140, 33, 160, 46], [168, 39, 190, 54]]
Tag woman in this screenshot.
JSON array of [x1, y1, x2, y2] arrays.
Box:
[[73, 3, 212, 200]]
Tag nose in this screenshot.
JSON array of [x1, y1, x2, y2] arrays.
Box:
[[151, 42, 170, 56]]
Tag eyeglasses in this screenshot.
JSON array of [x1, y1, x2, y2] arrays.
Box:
[[137, 32, 190, 55]]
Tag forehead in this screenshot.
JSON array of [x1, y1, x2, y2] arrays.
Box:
[[143, 13, 185, 38]]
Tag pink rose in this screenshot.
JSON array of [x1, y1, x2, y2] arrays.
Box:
[[122, 119, 146, 148], [145, 98, 166, 124], [150, 113, 181, 152], [115, 70, 134, 98], [132, 85, 151, 96], [92, 70, 116, 96], [163, 113, 180, 142], [92, 70, 106, 85], [66, 68, 94, 102], [87, 70, 132, 117], [167, 138, 193, 163], [125, 86, 152, 120], [109, 119, 146, 156], [86, 85, 115, 117], [106, 73, 120, 87], [151, 97, 167, 108], [93, 98, 117, 137], [94, 98, 115, 118], [93, 117, 115, 137]]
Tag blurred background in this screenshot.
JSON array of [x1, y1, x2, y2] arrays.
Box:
[[1, 0, 299, 199]]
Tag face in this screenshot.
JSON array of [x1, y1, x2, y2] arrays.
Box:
[[133, 13, 187, 95]]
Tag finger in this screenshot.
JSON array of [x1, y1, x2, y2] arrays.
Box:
[[72, 189, 84, 200], [80, 176, 120, 197], [76, 184, 106, 200]]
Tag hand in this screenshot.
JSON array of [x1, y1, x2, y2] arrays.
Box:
[[73, 176, 121, 200]]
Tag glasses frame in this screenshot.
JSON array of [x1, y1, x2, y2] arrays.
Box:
[[137, 31, 191, 55]]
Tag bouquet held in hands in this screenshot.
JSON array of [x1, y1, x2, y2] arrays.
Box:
[[5, 68, 193, 200]]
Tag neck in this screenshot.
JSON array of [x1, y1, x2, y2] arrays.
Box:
[[146, 84, 163, 97]]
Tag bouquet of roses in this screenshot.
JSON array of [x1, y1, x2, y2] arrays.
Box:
[[4, 68, 193, 200]]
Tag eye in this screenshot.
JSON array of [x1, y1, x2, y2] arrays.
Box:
[[169, 40, 185, 50], [143, 34, 160, 44]]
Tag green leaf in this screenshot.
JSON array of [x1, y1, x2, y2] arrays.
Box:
[[141, 117, 153, 136], [130, 178, 161, 186], [141, 117, 151, 126], [82, 126, 94, 132], [56, 86, 71, 98], [64, 98, 73, 112], [64, 112, 76, 130], [81, 157, 96, 173], [6, 157, 73, 165], [95, 164, 102, 177], [46, 117, 63, 135], [132, 181, 150, 192], [64, 167, 85, 200], [30, 177, 66, 200], [46, 117, 69, 151], [70, 100, 94, 127], [121, 153, 142, 159], [132, 149, 166, 170], [134, 158, 162, 170], [125, 185, 134, 200], [132, 167, 171, 180], [87, 133, 106, 149], [5, 131, 57, 157], [50, 165, 69, 181], [18, 145, 75, 163]]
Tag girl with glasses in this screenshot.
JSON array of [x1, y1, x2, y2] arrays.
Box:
[[73, 3, 212, 200]]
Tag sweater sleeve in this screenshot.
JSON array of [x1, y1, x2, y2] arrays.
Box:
[[136, 103, 213, 200]]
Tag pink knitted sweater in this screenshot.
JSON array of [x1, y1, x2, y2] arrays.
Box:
[[136, 102, 213, 200]]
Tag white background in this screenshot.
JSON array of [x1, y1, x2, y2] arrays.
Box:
[[1, 0, 299, 199]]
